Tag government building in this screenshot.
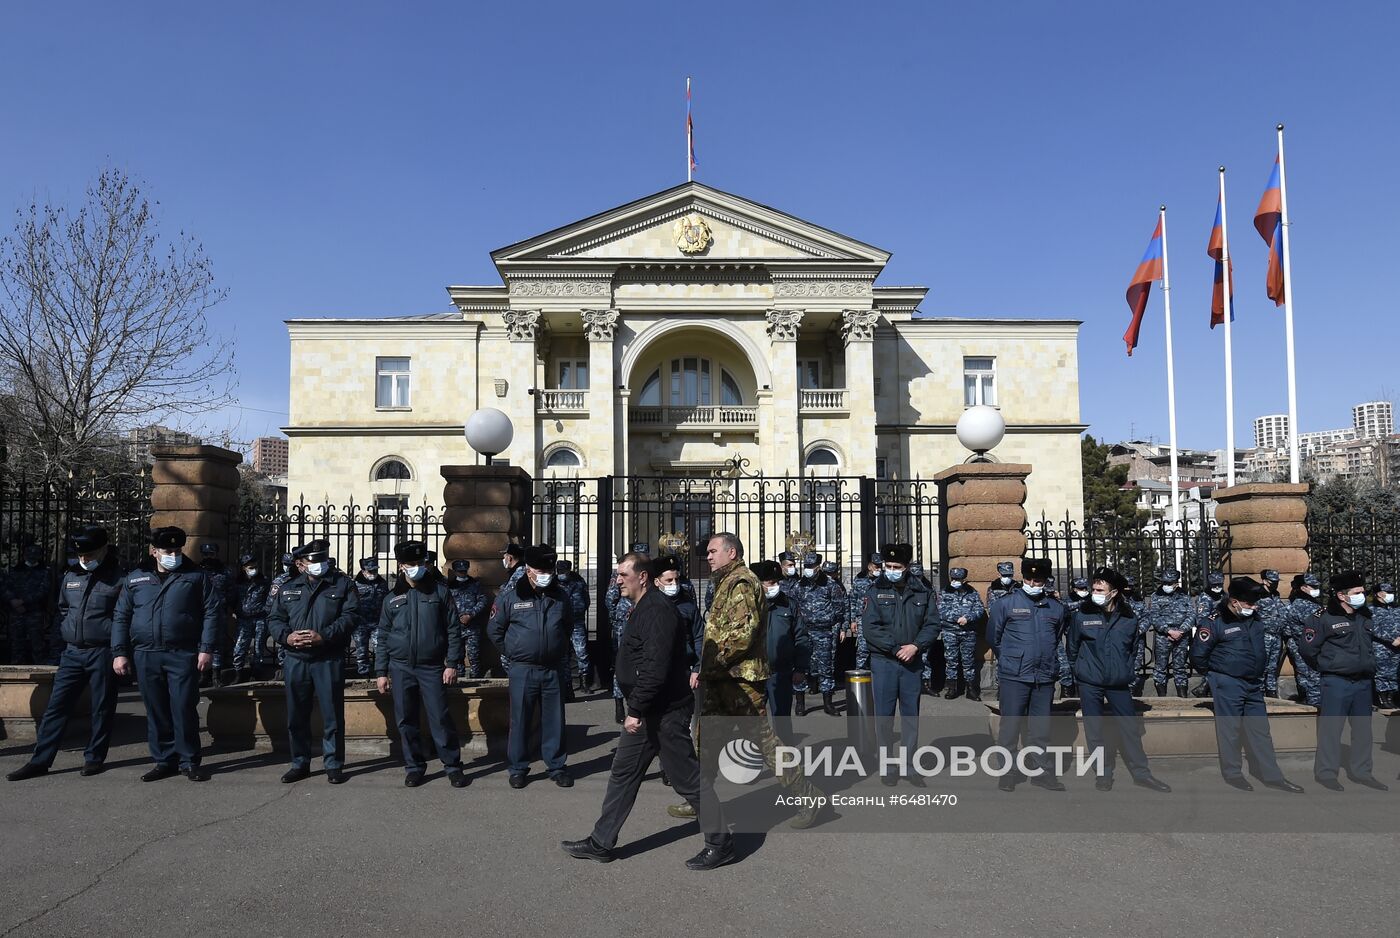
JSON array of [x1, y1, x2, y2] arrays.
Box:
[[284, 182, 1085, 569]]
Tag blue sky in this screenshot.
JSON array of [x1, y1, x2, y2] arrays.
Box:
[[2, 1, 1395, 452]]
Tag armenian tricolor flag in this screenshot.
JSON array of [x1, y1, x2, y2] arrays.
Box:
[[1254, 157, 1285, 306], [1207, 197, 1235, 328], [686, 77, 697, 175], [1124, 218, 1164, 356]]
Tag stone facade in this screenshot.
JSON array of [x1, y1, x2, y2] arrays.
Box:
[[284, 182, 1086, 557]]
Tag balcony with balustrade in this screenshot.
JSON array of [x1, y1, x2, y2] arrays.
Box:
[[628, 404, 759, 434], [798, 388, 848, 414], [535, 388, 588, 416]]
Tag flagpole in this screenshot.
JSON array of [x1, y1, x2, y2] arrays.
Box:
[[686, 77, 693, 183], [1277, 124, 1300, 483], [1219, 167, 1236, 488], [1159, 205, 1181, 537]]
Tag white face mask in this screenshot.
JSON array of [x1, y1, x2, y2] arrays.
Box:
[[1236, 605, 1256, 617], [1074, 590, 1089, 599], [1209, 587, 1222, 594], [403, 565, 425, 581], [764, 584, 781, 600], [660, 584, 680, 597], [502, 558, 512, 569], [1381, 593, 1394, 604], [802, 568, 816, 579], [307, 561, 328, 577], [885, 569, 905, 582], [157, 553, 180, 571], [533, 573, 554, 589], [1000, 576, 1012, 585], [1091, 593, 1108, 607], [1348, 592, 1366, 607], [1304, 587, 1320, 599], [1022, 584, 1044, 598], [244, 568, 258, 577], [783, 566, 796, 577], [1162, 585, 1176, 594], [79, 558, 100, 572], [950, 581, 963, 589]]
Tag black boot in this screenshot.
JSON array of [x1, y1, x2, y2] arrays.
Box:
[[614, 698, 625, 725], [1175, 684, 1188, 698], [1065, 682, 1077, 699], [1154, 681, 1167, 697], [965, 677, 981, 702], [822, 691, 837, 716], [945, 679, 964, 700], [921, 679, 935, 697], [1381, 691, 1397, 710], [795, 693, 807, 717], [232, 668, 248, 685]]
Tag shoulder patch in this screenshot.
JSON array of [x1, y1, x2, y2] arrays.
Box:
[[1312, 608, 1325, 618], [1303, 627, 1316, 642], [1197, 627, 1212, 642]]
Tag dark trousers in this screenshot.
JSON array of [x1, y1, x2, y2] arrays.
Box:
[[134, 648, 202, 769], [1079, 682, 1151, 780], [767, 672, 795, 744], [1208, 672, 1285, 782], [284, 655, 345, 770], [997, 678, 1055, 772], [506, 662, 567, 775], [390, 662, 462, 774], [1315, 673, 1374, 781], [30, 644, 118, 768], [871, 654, 922, 762], [591, 704, 728, 850]]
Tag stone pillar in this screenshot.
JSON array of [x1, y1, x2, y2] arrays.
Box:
[[842, 309, 880, 476], [149, 445, 242, 558], [934, 463, 1032, 592], [501, 308, 543, 477], [583, 308, 619, 474], [766, 308, 803, 473], [1212, 482, 1311, 583], [440, 465, 532, 591]]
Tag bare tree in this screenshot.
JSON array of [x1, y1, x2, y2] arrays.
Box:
[[0, 169, 235, 486]]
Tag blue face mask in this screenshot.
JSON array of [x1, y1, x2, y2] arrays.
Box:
[[403, 565, 425, 581], [157, 553, 181, 571], [1022, 584, 1044, 598], [885, 569, 905, 582]]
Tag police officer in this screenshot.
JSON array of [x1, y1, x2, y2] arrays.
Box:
[[987, 558, 1068, 792], [653, 555, 701, 685], [821, 560, 842, 585], [848, 553, 882, 671], [777, 551, 801, 598], [794, 551, 845, 716], [1302, 571, 1391, 791], [502, 543, 526, 591], [7, 526, 123, 781], [861, 543, 940, 785], [557, 559, 592, 692], [230, 554, 270, 684], [445, 559, 487, 680], [1189, 577, 1304, 792], [605, 542, 649, 724], [753, 560, 808, 739], [938, 567, 986, 701], [1283, 573, 1324, 706], [352, 557, 388, 678], [1066, 567, 1171, 792], [1058, 577, 1091, 701], [489, 543, 573, 789], [268, 547, 308, 679], [112, 526, 220, 782], [1120, 574, 1148, 695], [1254, 569, 1289, 699], [196, 543, 232, 688], [1195, 573, 1225, 618], [6, 543, 51, 665], [1370, 581, 1400, 709], [375, 540, 468, 788], [1145, 569, 1193, 698]]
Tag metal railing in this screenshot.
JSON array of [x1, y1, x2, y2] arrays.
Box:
[[628, 405, 760, 429]]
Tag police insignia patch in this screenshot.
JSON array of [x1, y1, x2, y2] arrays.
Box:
[[1198, 628, 1211, 642], [1303, 628, 1316, 642]]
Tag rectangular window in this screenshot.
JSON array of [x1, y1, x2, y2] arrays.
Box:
[[376, 357, 411, 409], [798, 359, 822, 390], [962, 356, 996, 407], [556, 359, 589, 390], [804, 480, 840, 550], [373, 495, 409, 556], [875, 457, 888, 480]]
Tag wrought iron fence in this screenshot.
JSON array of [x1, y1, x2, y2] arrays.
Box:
[[229, 498, 446, 574], [0, 470, 153, 570], [1307, 512, 1400, 586]]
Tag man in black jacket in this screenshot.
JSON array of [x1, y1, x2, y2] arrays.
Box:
[[561, 553, 732, 870], [1066, 567, 1170, 793], [8, 526, 123, 781], [1302, 570, 1391, 790], [375, 540, 467, 789], [488, 543, 573, 789], [268, 539, 359, 784]]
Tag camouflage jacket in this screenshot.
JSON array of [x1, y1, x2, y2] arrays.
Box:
[[1255, 592, 1290, 636], [265, 570, 295, 618], [605, 579, 633, 631], [1370, 601, 1400, 644], [848, 572, 877, 626], [986, 580, 1021, 610], [1194, 590, 1224, 621], [701, 559, 768, 683], [938, 584, 986, 631], [1282, 595, 1323, 639], [1143, 588, 1194, 636], [561, 573, 589, 624], [794, 573, 846, 631], [447, 575, 488, 625], [353, 574, 389, 626]]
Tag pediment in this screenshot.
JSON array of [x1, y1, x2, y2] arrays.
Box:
[[491, 182, 890, 269]]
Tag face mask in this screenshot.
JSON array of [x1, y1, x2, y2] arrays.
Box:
[[765, 585, 781, 600], [950, 581, 963, 589], [783, 566, 796, 577], [403, 565, 425, 581], [79, 559, 99, 572], [1381, 593, 1394, 605], [307, 561, 328, 577], [1348, 592, 1366, 607], [1304, 588, 1320, 599], [26, 560, 40, 568], [244, 568, 258, 577], [502, 558, 512, 569], [534, 573, 554, 589], [1162, 585, 1176, 594], [1209, 587, 1222, 595], [885, 569, 905, 582], [1091, 593, 1108, 607], [660, 584, 680, 597], [157, 553, 180, 571], [1000, 576, 1011, 585], [1236, 606, 1256, 617], [802, 568, 816, 579], [1074, 590, 1089, 599], [1022, 584, 1043, 598]]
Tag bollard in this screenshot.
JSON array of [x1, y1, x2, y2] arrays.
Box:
[[845, 669, 875, 755]]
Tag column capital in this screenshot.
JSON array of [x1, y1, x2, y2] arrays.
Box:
[[502, 308, 543, 342], [840, 308, 880, 344], [765, 308, 803, 342], [581, 308, 621, 342]]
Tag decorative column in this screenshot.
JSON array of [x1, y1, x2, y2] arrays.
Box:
[[502, 308, 543, 477], [149, 445, 242, 558], [842, 309, 880, 476], [1213, 482, 1311, 583], [440, 465, 533, 592], [934, 462, 1032, 593], [583, 308, 620, 475], [766, 308, 803, 475]]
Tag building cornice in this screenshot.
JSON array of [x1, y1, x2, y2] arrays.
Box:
[[287, 320, 475, 341]]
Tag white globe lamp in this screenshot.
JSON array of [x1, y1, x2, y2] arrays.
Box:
[[956, 406, 1005, 463], [464, 408, 514, 464]]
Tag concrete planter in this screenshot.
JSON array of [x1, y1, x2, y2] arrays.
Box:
[[202, 678, 511, 756], [985, 695, 1319, 756], [0, 666, 88, 742]]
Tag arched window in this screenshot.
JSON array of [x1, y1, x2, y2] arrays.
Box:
[[805, 447, 839, 468], [637, 358, 743, 407], [545, 447, 582, 469], [638, 369, 662, 406], [374, 458, 412, 481], [803, 447, 840, 549]]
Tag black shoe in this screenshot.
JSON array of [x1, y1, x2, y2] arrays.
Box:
[[6, 762, 48, 782], [881, 774, 898, 787], [447, 769, 470, 789], [404, 771, 425, 788], [921, 679, 935, 697], [141, 764, 178, 782], [685, 842, 737, 871], [1030, 774, 1066, 792], [181, 766, 207, 782], [1095, 776, 1114, 791], [211, 669, 226, 689], [1263, 778, 1305, 793], [1379, 692, 1397, 710], [1174, 685, 1188, 698], [1314, 776, 1344, 792], [1154, 682, 1168, 697], [660, 769, 671, 787], [1224, 776, 1254, 791], [564, 684, 576, 704], [80, 762, 104, 777], [1349, 775, 1389, 791], [1064, 682, 1077, 699], [945, 680, 964, 700], [199, 670, 213, 688], [561, 836, 615, 863], [1193, 682, 1212, 698], [509, 773, 527, 789], [1133, 775, 1172, 793], [614, 698, 625, 725], [966, 682, 982, 702], [551, 771, 574, 788], [232, 668, 248, 685], [1264, 689, 1279, 699], [281, 766, 311, 784], [795, 693, 807, 717], [326, 768, 347, 785], [822, 692, 837, 716]]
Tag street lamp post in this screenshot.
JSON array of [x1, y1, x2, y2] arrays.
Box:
[[956, 405, 1006, 463], [464, 408, 514, 465]]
